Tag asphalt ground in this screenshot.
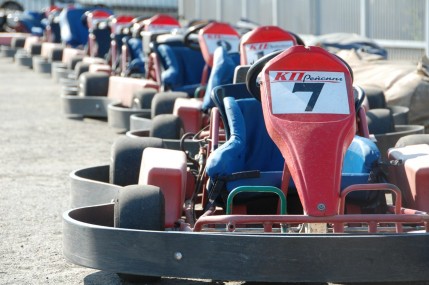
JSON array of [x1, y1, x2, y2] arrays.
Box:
[[0, 55, 243, 285], [1, 54, 429, 285]]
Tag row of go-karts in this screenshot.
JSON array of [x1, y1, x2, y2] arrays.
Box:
[[3, 4, 429, 283]]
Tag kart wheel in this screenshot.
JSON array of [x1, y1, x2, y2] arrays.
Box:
[[366, 108, 395, 135], [132, 88, 158, 109], [49, 47, 63, 62], [150, 114, 184, 140], [68, 55, 84, 70], [151, 91, 187, 118], [114, 184, 164, 282], [79, 72, 109, 97], [110, 136, 164, 186], [114, 184, 165, 230], [74, 62, 90, 78], [363, 86, 386, 109], [395, 134, 429, 147], [30, 43, 41, 56], [11, 37, 25, 48]]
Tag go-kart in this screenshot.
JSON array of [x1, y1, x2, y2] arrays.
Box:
[[63, 46, 429, 283]]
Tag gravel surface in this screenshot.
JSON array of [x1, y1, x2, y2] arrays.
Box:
[[1, 55, 428, 285]]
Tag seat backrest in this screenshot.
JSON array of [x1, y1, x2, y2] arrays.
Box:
[[211, 83, 253, 139], [201, 46, 240, 111], [59, 8, 88, 47], [156, 43, 206, 95]]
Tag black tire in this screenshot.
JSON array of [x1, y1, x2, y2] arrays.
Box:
[[132, 88, 158, 109], [49, 47, 63, 62], [363, 86, 386, 109], [395, 134, 429, 147], [150, 114, 184, 139], [151, 92, 188, 118], [366, 108, 395, 135], [110, 136, 164, 186], [67, 55, 84, 70], [0, 1, 23, 12], [30, 43, 41, 56], [114, 184, 165, 230], [78, 72, 109, 97], [114, 184, 164, 283], [11, 37, 25, 48], [74, 62, 90, 78]]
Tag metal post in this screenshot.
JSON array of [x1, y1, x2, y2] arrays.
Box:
[[360, 0, 368, 37], [241, 0, 248, 19], [273, 0, 279, 26], [426, 0, 429, 57], [178, 0, 184, 20], [216, 0, 222, 21], [312, 0, 321, 35], [195, 0, 201, 20]]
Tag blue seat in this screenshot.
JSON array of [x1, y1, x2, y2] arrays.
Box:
[[123, 37, 146, 75], [92, 24, 111, 59], [156, 43, 206, 96], [201, 46, 240, 111], [59, 8, 89, 47]]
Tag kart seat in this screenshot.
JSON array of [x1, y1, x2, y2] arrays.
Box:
[[92, 23, 111, 59], [156, 43, 206, 96], [58, 8, 89, 47], [123, 36, 146, 75], [201, 46, 240, 111]]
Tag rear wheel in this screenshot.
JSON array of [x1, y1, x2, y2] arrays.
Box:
[[110, 136, 164, 186], [132, 88, 158, 109], [114, 185, 165, 282], [395, 134, 429, 147], [366, 108, 395, 135], [150, 114, 184, 139]]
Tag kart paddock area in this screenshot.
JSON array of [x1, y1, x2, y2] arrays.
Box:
[[1, 57, 429, 285]]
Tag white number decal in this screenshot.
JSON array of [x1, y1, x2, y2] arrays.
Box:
[[244, 40, 294, 64], [202, 34, 240, 55], [269, 71, 350, 114]]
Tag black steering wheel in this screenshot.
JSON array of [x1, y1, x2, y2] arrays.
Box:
[[183, 22, 210, 50], [245, 50, 283, 101], [353, 85, 365, 112]]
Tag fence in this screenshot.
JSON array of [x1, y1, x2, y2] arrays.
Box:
[[178, 0, 429, 61]]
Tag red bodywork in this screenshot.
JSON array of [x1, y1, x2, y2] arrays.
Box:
[[198, 22, 240, 67], [240, 26, 298, 65], [260, 46, 356, 216]]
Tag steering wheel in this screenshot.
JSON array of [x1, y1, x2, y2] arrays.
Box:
[[245, 50, 283, 101], [183, 22, 210, 50], [353, 85, 365, 112]]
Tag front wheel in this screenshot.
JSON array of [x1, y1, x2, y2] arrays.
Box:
[[114, 185, 165, 282]]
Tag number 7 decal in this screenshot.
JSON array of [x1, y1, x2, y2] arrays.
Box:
[[292, 83, 324, 112]]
